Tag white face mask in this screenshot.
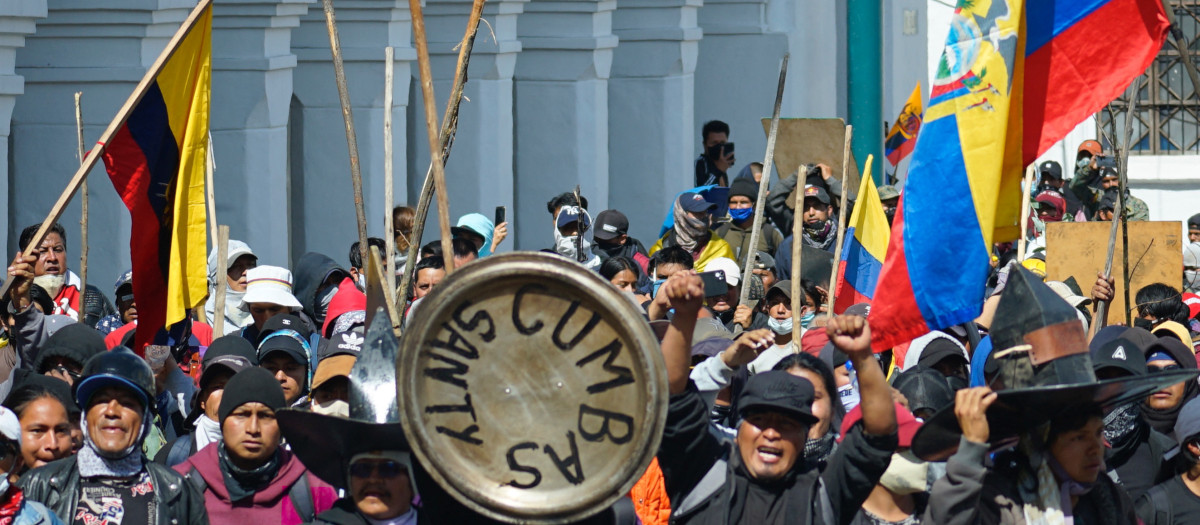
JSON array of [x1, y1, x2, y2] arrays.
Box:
[[767, 316, 793, 335], [838, 382, 860, 412], [1186, 269, 1200, 294], [312, 399, 349, 417], [879, 450, 929, 495], [33, 273, 65, 298]]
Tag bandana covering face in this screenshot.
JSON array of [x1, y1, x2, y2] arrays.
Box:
[[802, 220, 836, 250], [672, 199, 709, 252]]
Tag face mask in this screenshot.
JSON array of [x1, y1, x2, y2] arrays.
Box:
[[33, 273, 65, 298], [315, 284, 338, 325], [729, 207, 754, 222], [767, 316, 793, 335], [1187, 269, 1200, 293], [356, 273, 366, 291], [312, 399, 349, 417], [945, 375, 969, 392], [838, 382, 860, 412], [1103, 402, 1141, 446], [800, 310, 815, 329], [1133, 317, 1156, 331], [879, 450, 930, 495]]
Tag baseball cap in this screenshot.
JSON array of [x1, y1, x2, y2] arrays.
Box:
[[1077, 139, 1102, 158], [766, 280, 792, 302], [1098, 190, 1119, 212], [803, 185, 831, 205], [257, 313, 312, 347], [1183, 293, 1200, 320], [1046, 281, 1091, 309], [312, 354, 356, 392], [876, 185, 900, 201], [1090, 336, 1146, 378], [737, 371, 818, 425], [593, 210, 629, 241], [916, 337, 968, 370], [1189, 213, 1200, 230], [754, 251, 776, 272], [705, 257, 740, 287], [556, 206, 592, 230], [678, 192, 717, 214], [843, 303, 871, 318], [892, 366, 955, 418], [1100, 166, 1119, 180], [840, 402, 922, 446], [1038, 160, 1063, 180], [113, 270, 133, 295]]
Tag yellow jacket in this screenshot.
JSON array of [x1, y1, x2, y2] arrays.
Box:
[[648, 230, 736, 272]]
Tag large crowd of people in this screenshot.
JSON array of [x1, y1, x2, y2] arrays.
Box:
[[0, 121, 1196, 525]]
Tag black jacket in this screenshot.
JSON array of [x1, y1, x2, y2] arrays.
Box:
[[18, 455, 208, 525], [658, 383, 896, 525]]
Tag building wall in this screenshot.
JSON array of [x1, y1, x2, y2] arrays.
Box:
[[5, 0, 924, 299]]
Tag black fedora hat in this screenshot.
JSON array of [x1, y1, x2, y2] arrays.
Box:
[[911, 267, 1199, 460], [278, 309, 409, 489]]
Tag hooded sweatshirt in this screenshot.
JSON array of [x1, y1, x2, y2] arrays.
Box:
[[1141, 337, 1200, 439], [901, 331, 969, 371], [206, 240, 256, 335], [176, 444, 338, 525], [321, 279, 366, 338], [294, 253, 349, 327], [456, 213, 495, 257]]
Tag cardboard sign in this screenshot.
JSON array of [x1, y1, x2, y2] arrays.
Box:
[[761, 118, 861, 200], [399, 253, 667, 523], [1044, 221, 1183, 326]]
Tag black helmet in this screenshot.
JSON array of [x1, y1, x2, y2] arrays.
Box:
[[74, 347, 155, 412]]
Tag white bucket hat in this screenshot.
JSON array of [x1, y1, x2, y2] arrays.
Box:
[[238, 266, 303, 311], [0, 407, 19, 445]]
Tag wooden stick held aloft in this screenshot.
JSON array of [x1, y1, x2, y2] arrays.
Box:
[[213, 225, 230, 336], [826, 128, 855, 314], [408, 0, 455, 275], [75, 92, 88, 323], [383, 46, 398, 314]]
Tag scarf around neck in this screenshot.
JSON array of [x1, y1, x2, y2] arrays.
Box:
[[195, 415, 223, 451], [77, 444, 143, 478], [218, 442, 282, 501], [802, 220, 836, 250], [0, 486, 23, 525], [802, 431, 837, 471]]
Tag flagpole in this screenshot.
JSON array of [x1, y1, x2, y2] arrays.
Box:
[[213, 225, 229, 336], [826, 130, 856, 314], [791, 175, 804, 338], [738, 54, 789, 313], [74, 92, 88, 324], [383, 46, 397, 305], [0, 0, 213, 301], [1016, 164, 1035, 261]]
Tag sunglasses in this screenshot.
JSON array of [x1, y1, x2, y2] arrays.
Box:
[[349, 460, 407, 479], [1148, 363, 1183, 373]]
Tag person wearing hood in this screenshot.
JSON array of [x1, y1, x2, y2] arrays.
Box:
[[320, 279, 365, 340], [453, 212, 507, 258], [205, 239, 258, 335], [15, 223, 115, 328], [716, 178, 784, 268], [591, 209, 650, 269], [656, 270, 898, 524], [33, 323, 105, 388], [293, 252, 354, 331], [156, 335, 257, 467], [1143, 337, 1199, 440], [548, 206, 603, 270], [238, 266, 306, 343], [1136, 397, 1200, 524], [648, 192, 735, 272], [0, 405, 66, 524], [347, 238, 386, 292], [18, 348, 208, 524], [901, 331, 970, 392], [176, 367, 337, 524], [1091, 335, 1172, 501], [257, 314, 316, 407]]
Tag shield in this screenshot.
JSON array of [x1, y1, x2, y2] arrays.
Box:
[[398, 252, 667, 524]]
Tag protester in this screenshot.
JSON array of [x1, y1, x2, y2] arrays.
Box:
[[891, 366, 954, 421], [546, 192, 588, 224], [156, 335, 257, 467], [703, 257, 767, 332], [1184, 242, 1200, 294], [293, 252, 353, 331], [206, 239, 258, 335], [649, 192, 735, 272], [771, 352, 846, 472], [1143, 337, 1199, 439], [0, 405, 65, 524], [599, 256, 643, 296], [773, 231, 836, 284], [592, 209, 650, 270], [33, 323, 105, 388], [16, 223, 115, 327], [2, 375, 74, 473], [1134, 283, 1191, 331], [695, 120, 733, 187], [548, 205, 602, 270], [95, 270, 135, 336], [452, 212, 507, 257], [257, 314, 315, 407], [319, 279, 365, 341], [901, 331, 970, 391], [1072, 161, 1149, 221], [1136, 396, 1200, 524], [239, 266, 304, 343], [716, 178, 783, 267], [877, 185, 900, 226], [5, 251, 81, 375], [411, 256, 445, 301], [844, 403, 927, 525], [745, 281, 801, 371], [309, 345, 355, 417], [655, 271, 897, 523], [392, 206, 415, 270], [347, 237, 387, 291], [1189, 214, 1200, 244], [176, 367, 336, 524], [18, 348, 207, 524], [752, 251, 777, 290], [1034, 160, 1081, 217], [765, 164, 843, 234], [448, 237, 479, 268]]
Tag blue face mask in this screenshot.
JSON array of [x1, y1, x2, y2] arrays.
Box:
[[800, 310, 816, 329], [729, 207, 754, 222]]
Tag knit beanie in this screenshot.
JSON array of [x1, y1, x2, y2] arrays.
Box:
[[218, 367, 286, 424], [729, 178, 759, 201], [35, 323, 106, 373]]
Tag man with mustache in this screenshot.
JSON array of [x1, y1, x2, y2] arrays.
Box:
[[175, 367, 336, 524], [16, 222, 114, 327], [18, 348, 207, 524]]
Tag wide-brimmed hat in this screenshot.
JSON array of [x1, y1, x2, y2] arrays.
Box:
[[911, 267, 1198, 460], [238, 266, 302, 311], [278, 309, 408, 489]]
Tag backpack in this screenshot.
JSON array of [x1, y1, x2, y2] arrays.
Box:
[[186, 466, 315, 521], [1145, 483, 1173, 525]]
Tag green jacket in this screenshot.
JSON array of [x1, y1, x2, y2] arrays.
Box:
[[1069, 165, 1149, 221]]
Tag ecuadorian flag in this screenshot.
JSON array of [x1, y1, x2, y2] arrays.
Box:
[[834, 157, 889, 314], [102, 2, 211, 352], [884, 84, 923, 171], [869, 0, 1166, 351]]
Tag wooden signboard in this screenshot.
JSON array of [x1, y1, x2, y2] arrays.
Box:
[[761, 118, 861, 200], [1044, 221, 1183, 326]]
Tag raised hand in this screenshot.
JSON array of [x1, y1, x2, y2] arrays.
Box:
[[826, 314, 871, 358], [955, 386, 997, 445], [721, 329, 774, 368]]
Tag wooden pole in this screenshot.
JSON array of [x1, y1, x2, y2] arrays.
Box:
[[74, 92, 88, 323], [738, 54, 789, 308], [321, 0, 371, 267], [791, 171, 804, 338], [0, 0, 213, 300], [213, 225, 229, 336], [396, 0, 487, 303], [1016, 164, 1035, 261], [1118, 80, 1139, 327], [409, 0, 455, 275], [573, 185, 584, 263], [383, 46, 397, 309], [825, 129, 856, 314], [1092, 79, 1141, 335]]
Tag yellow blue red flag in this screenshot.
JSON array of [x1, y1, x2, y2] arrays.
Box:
[[869, 0, 1167, 351], [884, 84, 923, 172], [102, 2, 211, 352], [833, 156, 889, 314]]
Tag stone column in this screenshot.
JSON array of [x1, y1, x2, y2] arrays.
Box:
[[209, 0, 311, 266], [407, 0, 525, 243], [12, 0, 193, 287], [608, 0, 699, 244], [0, 0, 46, 255], [693, 0, 785, 175], [291, 1, 414, 261], [513, 0, 617, 250]]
